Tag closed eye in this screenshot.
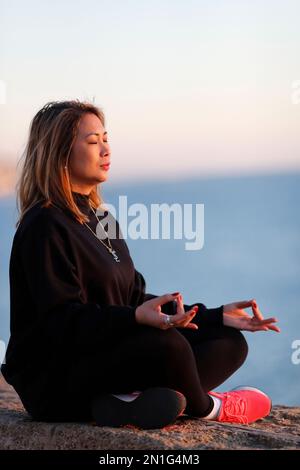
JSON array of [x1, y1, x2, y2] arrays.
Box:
[[89, 141, 108, 144]]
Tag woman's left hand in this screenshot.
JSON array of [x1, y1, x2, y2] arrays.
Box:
[[223, 299, 281, 333]]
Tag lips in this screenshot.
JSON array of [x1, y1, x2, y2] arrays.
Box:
[[100, 163, 110, 171]]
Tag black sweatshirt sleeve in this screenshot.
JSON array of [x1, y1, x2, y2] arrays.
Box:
[[18, 213, 138, 350], [185, 302, 224, 328], [130, 269, 147, 308], [143, 293, 224, 328]]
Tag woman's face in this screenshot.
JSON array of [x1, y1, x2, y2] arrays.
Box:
[[68, 112, 111, 193]]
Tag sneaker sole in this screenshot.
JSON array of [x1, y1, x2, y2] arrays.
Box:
[[91, 387, 187, 429], [229, 385, 273, 414]]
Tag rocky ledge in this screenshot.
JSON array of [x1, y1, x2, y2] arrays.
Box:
[[0, 374, 299, 450]]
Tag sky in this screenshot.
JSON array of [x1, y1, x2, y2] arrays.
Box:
[[0, 0, 300, 182]]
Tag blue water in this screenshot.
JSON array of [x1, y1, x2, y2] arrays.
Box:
[[1, 172, 299, 406]]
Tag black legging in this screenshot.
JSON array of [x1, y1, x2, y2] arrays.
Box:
[[42, 314, 248, 422]]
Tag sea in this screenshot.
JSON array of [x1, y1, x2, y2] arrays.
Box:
[[0, 172, 299, 406]]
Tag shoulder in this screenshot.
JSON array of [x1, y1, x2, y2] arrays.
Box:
[[13, 201, 68, 248]]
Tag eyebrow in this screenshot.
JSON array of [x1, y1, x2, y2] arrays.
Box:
[[85, 131, 107, 138]]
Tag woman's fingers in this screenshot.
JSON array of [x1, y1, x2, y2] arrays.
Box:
[[228, 309, 252, 319], [235, 300, 254, 309], [250, 302, 280, 331], [172, 305, 199, 328], [252, 316, 278, 325], [266, 324, 281, 332], [255, 320, 281, 332], [233, 299, 264, 321], [233, 299, 266, 322], [153, 292, 181, 309], [237, 299, 280, 329], [184, 322, 199, 330], [184, 305, 199, 319], [176, 294, 185, 316], [252, 327, 269, 332], [250, 299, 264, 321], [160, 292, 198, 329], [250, 315, 281, 332], [249, 301, 280, 331]]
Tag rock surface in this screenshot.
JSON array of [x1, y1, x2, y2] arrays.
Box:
[[0, 374, 299, 450]]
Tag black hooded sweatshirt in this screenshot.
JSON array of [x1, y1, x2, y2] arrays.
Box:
[[1, 191, 224, 417]]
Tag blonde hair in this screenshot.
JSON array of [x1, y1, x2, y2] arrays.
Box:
[[15, 100, 106, 228]]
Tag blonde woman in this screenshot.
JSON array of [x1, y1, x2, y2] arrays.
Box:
[[1, 101, 280, 429]]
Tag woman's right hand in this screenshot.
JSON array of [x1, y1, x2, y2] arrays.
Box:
[[135, 293, 199, 330]]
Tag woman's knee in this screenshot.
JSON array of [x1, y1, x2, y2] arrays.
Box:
[[223, 327, 249, 366], [150, 327, 195, 362]]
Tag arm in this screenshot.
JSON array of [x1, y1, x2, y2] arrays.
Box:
[[145, 290, 224, 327], [183, 301, 224, 328]]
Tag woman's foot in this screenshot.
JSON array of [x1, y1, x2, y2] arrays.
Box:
[[91, 387, 187, 429], [205, 385, 272, 424]]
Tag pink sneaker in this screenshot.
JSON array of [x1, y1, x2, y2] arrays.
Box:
[[209, 385, 272, 424]]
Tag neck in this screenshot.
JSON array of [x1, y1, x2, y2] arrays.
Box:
[[71, 185, 93, 196]]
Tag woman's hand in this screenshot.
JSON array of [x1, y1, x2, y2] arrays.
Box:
[[223, 299, 281, 333], [135, 293, 199, 330], [171, 293, 199, 330]]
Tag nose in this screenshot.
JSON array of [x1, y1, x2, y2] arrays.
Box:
[[100, 141, 110, 158]]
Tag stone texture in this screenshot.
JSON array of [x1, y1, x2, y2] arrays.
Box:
[[1, 374, 299, 450]]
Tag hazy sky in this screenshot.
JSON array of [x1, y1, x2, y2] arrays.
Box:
[[0, 0, 300, 182]]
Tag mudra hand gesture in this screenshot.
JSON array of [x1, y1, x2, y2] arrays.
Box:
[[223, 299, 281, 333], [136, 294, 280, 333], [135, 293, 199, 330]]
